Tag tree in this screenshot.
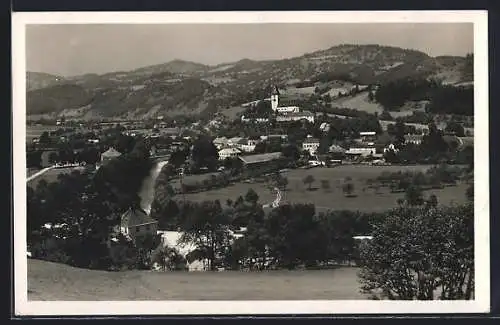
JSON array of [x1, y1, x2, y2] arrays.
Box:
[[27, 150, 42, 168], [426, 194, 438, 209], [393, 120, 407, 146], [152, 245, 188, 271], [303, 175, 315, 191], [368, 90, 375, 102], [342, 182, 355, 197], [320, 179, 331, 192], [445, 122, 465, 137], [48, 152, 59, 164], [169, 149, 188, 169], [191, 136, 219, 171], [264, 203, 321, 269], [39, 131, 51, 145], [359, 204, 474, 300], [276, 175, 288, 192], [180, 200, 232, 271], [404, 185, 425, 206], [244, 188, 259, 206]]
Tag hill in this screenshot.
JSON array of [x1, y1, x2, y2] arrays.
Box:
[[26, 72, 66, 91], [26, 44, 474, 119], [27, 258, 365, 300]]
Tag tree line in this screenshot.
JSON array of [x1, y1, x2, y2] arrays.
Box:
[[374, 78, 473, 116]]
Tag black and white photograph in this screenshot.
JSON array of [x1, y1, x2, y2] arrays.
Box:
[[12, 11, 490, 316]]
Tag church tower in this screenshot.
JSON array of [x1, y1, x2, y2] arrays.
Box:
[[270, 85, 280, 111]]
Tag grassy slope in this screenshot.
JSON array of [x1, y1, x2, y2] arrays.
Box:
[[28, 259, 365, 300]]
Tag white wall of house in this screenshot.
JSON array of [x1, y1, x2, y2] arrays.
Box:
[[303, 142, 320, 155], [346, 147, 376, 156], [127, 222, 158, 239], [218, 148, 241, 160]]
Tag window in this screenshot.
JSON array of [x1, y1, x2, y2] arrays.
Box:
[[135, 226, 140, 233]]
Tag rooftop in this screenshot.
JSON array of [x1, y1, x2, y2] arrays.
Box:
[[303, 137, 320, 144], [101, 147, 122, 158], [219, 148, 241, 154], [404, 134, 424, 141], [121, 207, 158, 228], [239, 152, 282, 164]]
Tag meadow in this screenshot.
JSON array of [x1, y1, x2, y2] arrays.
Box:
[[28, 259, 366, 301], [174, 165, 469, 212], [26, 125, 58, 142]]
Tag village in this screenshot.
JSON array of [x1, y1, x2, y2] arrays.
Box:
[[26, 80, 474, 275]]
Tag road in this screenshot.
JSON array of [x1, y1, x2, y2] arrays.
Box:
[[26, 166, 55, 182], [262, 187, 282, 208]]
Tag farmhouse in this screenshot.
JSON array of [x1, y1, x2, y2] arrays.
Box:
[[218, 148, 241, 160], [100, 147, 122, 164], [239, 152, 284, 177], [117, 207, 158, 242], [302, 137, 320, 155]]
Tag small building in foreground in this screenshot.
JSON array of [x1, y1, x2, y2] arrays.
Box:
[[118, 207, 158, 241]]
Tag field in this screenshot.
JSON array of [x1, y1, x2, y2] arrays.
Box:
[[176, 165, 469, 212], [220, 106, 247, 120], [330, 92, 414, 118], [28, 259, 366, 300], [26, 125, 58, 142]]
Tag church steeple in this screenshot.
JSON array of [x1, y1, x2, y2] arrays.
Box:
[[270, 85, 280, 111]]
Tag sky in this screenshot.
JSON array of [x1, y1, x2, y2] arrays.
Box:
[[26, 23, 474, 77]]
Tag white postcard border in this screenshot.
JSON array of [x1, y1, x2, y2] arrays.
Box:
[[12, 10, 490, 316]]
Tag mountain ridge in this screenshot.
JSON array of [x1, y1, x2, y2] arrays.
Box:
[[26, 43, 473, 119]]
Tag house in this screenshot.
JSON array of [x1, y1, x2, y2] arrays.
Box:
[[276, 111, 315, 124], [236, 138, 259, 153], [275, 106, 300, 114], [404, 134, 424, 145], [260, 134, 288, 142], [329, 144, 346, 154], [100, 147, 122, 164], [117, 207, 158, 241], [383, 143, 398, 153], [319, 122, 331, 133], [241, 115, 270, 123], [359, 131, 377, 143], [213, 137, 229, 150], [345, 147, 376, 157], [302, 137, 320, 155], [239, 152, 284, 177], [218, 148, 241, 160]]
